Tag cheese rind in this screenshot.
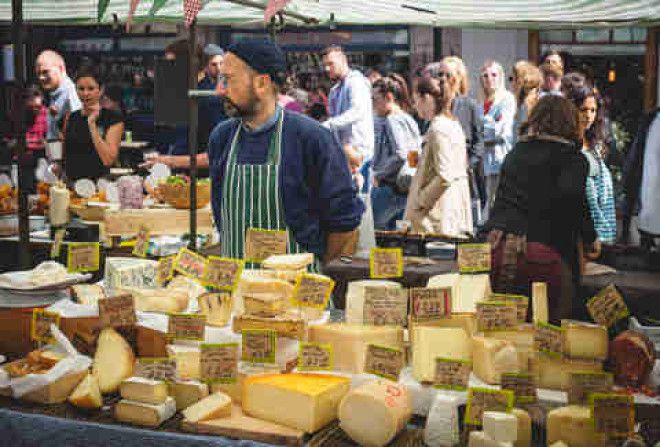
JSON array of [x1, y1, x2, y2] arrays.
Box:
[[242, 373, 350, 432], [93, 328, 135, 394], [120, 377, 168, 405], [472, 337, 520, 384], [308, 323, 404, 374], [68, 373, 103, 409], [561, 321, 608, 360], [534, 355, 602, 390], [412, 327, 471, 382], [546, 406, 602, 447], [512, 408, 531, 447], [338, 381, 412, 447], [181, 392, 232, 422], [345, 280, 403, 324], [115, 397, 176, 427], [172, 380, 209, 411]]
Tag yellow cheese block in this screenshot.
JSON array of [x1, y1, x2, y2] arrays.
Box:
[[166, 344, 201, 380], [93, 328, 135, 394], [68, 373, 103, 409], [456, 274, 492, 313], [118, 287, 189, 314], [534, 355, 603, 391], [197, 293, 232, 327], [412, 326, 471, 382], [561, 320, 608, 360], [120, 377, 168, 405], [232, 313, 306, 339], [546, 406, 603, 447], [172, 380, 209, 411], [243, 293, 286, 317], [411, 313, 477, 338], [471, 336, 520, 384], [211, 362, 281, 404], [262, 253, 314, 271], [242, 373, 350, 433], [484, 325, 535, 372], [308, 323, 404, 374], [182, 392, 232, 422], [115, 397, 176, 427], [512, 408, 532, 447]]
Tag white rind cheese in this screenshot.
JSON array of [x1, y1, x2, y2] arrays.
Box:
[[424, 393, 463, 446], [120, 377, 168, 405], [115, 397, 176, 427], [181, 392, 232, 422], [172, 380, 209, 411], [483, 411, 517, 443]]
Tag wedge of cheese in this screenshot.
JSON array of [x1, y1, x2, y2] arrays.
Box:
[[181, 392, 232, 422], [338, 381, 412, 447], [411, 313, 477, 338], [118, 287, 189, 314], [234, 271, 294, 314], [171, 380, 209, 411], [308, 323, 404, 374], [120, 377, 168, 405], [426, 273, 460, 302], [262, 253, 314, 271], [546, 406, 602, 447], [115, 397, 176, 427], [68, 373, 103, 409], [472, 336, 520, 384], [412, 327, 471, 382], [211, 362, 281, 404], [424, 393, 463, 446], [71, 284, 105, 306], [166, 344, 201, 380], [345, 280, 402, 324], [534, 355, 603, 390], [561, 320, 608, 360], [243, 293, 286, 317], [242, 373, 350, 432], [484, 325, 535, 371], [93, 328, 135, 394]]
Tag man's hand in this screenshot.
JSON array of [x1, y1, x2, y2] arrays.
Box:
[[343, 144, 363, 173]]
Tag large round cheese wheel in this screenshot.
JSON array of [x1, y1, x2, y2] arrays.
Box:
[[338, 380, 412, 447]]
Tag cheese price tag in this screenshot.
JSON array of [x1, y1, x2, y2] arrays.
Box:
[[173, 248, 207, 281], [489, 293, 529, 323], [410, 287, 452, 322], [465, 388, 515, 426], [200, 343, 239, 384], [50, 228, 65, 259], [501, 373, 538, 404], [586, 284, 630, 328], [433, 357, 471, 390], [369, 247, 403, 279], [31, 309, 61, 344], [476, 301, 518, 331], [590, 393, 634, 437], [363, 286, 408, 326], [134, 358, 178, 382], [67, 242, 100, 273], [298, 343, 333, 371], [291, 273, 335, 309], [364, 344, 405, 381], [167, 313, 206, 341], [244, 228, 288, 263], [457, 243, 491, 273], [156, 255, 176, 286], [568, 372, 614, 405], [534, 322, 564, 357], [98, 294, 137, 328], [203, 256, 244, 291], [131, 225, 150, 258], [242, 329, 277, 364]]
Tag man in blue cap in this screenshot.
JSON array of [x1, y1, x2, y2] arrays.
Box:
[[208, 39, 364, 268]]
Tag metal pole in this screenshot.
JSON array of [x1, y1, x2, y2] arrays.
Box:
[[187, 20, 198, 251], [11, 0, 30, 269]]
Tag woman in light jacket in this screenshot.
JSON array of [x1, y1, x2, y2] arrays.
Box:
[[480, 60, 516, 220], [404, 77, 473, 238]]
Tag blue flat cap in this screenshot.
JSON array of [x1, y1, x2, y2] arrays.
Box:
[[227, 38, 287, 85], [204, 43, 224, 57]]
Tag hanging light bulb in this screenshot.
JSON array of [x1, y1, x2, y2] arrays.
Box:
[[608, 65, 616, 83]]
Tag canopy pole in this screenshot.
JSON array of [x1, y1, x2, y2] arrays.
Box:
[[187, 19, 198, 251], [223, 0, 318, 24], [12, 0, 30, 269]]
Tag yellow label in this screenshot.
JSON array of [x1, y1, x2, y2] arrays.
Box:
[[156, 255, 176, 286], [132, 225, 150, 258], [203, 256, 244, 291], [434, 357, 472, 391], [242, 329, 277, 364], [167, 313, 206, 341], [200, 343, 239, 384], [67, 242, 100, 273], [298, 343, 333, 371], [457, 243, 491, 273], [370, 247, 403, 279], [174, 248, 207, 281], [465, 387, 514, 426], [244, 228, 288, 263], [291, 273, 334, 309]]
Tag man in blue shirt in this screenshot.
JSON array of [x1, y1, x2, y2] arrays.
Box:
[[208, 39, 364, 265]]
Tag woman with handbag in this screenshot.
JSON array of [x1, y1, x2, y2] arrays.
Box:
[[370, 75, 422, 230]]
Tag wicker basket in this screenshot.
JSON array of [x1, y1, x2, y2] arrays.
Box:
[[157, 182, 211, 209]]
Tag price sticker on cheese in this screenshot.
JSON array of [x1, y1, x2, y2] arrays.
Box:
[[590, 393, 634, 436], [298, 343, 333, 371], [174, 248, 207, 281], [363, 286, 408, 326], [433, 357, 471, 390], [50, 228, 65, 259], [489, 293, 529, 323], [291, 273, 335, 309], [67, 242, 100, 273], [364, 344, 405, 381], [203, 256, 244, 291], [369, 247, 403, 279], [587, 284, 630, 328], [476, 301, 518, 331], [501, 373, 538, 404], [134, 358, 178, 382], [242, 329, 277, 364], [568, 372, 614, 405], [201, 343, 239, 383], [244, 228, 288, 263], [410, 287, 452, 322], [132, 225, 150, 258], [465, 388, 515, 426], [98, 294, 137, 328], [534, 322, 564, 357], [31, 309, 61, 344], [167, 313, 206, 341], [457, 243, 491, 273], [156, 255, 176, 286]]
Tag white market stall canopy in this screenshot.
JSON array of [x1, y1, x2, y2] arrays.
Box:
[[1, 0, 660, 28]]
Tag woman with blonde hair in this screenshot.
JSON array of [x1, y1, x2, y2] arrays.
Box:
[[511, 60, 542, 140], [443, 56, 469, 96], [480, 59, 516, 220]]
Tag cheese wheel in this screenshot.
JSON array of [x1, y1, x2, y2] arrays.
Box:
[[93, 328, 135, 394], [338, 381, 412, 447]]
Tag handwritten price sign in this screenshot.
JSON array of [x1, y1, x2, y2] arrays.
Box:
[[201, 343, 239, 383], [67, 242, 100, 273], [244, 228, 288, 263], [298, 343, 333, 371], [31, 309, 61, 344], [203, 256, 244, 291], [291, 273, 334, 309], [242, 330, 277, 364]]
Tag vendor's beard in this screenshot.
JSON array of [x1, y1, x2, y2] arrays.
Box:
[[223, 90, 258, 120]]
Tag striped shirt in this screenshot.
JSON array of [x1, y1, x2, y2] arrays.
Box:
[[583, 145, 617, 243]]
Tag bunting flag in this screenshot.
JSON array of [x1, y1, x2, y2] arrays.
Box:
[[148, 0, 168, 18], [264, 0, 291, 22], [125, 0, 140, 32], [97, 0, 110, 22], [184, 0, 202, 26]]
